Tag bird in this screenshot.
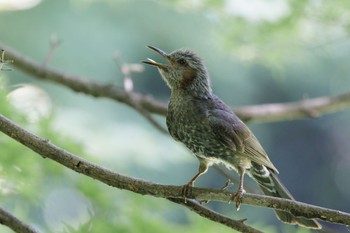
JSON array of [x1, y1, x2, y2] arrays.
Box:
[[143, 46, 321, 229]]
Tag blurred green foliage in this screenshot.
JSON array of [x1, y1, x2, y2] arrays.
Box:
[[1, 0, 350, 232]]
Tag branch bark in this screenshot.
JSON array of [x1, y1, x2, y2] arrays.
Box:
[[237, 94, 350, 122], [0, 206, 39, 233], [1, 113, 350, 230], [0, 114, 259, 232], [0, 42, 167, 116], [168, 198, 262, 233], [1, 42, 350, 123]]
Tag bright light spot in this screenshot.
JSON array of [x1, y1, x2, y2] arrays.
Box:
[[0, 0, 41, 11], [7, 84, 53, 122], [224, 0, 290, 22], [0, 178, 19, 195]]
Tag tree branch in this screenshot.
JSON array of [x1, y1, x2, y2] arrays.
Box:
[[237, 94, 350, 122], [0, 114, 258, 232], [0, 206, 39, 233], [1, 42, 350, 123], [1, 113, 350, 229], [0, 42, 167, 116], [167, 198, 262, 233]]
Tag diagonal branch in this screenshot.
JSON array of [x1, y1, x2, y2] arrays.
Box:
[[1, 113, 350, 228], [168, 198, 262, 233], [0, 206, 39, 233], [1, 42, 350, 123], [0, 114, 259, 233]]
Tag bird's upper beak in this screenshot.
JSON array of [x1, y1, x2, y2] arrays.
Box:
[[142, 46, 172, 70]]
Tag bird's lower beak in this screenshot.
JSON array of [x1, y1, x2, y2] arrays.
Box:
[[142, 46, 171, 70], [143, 58, 168, 70]]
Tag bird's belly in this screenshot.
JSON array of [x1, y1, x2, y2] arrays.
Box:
[[178, 127, 225, 156], [196, 152, 252, 172], [196, 154, 234, 169]]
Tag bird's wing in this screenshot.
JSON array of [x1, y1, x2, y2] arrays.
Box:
[[206, 98, 278, 173]]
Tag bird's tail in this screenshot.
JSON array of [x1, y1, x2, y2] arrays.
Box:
[[250, 163, 321, 229]]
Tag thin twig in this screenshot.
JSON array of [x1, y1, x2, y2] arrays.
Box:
[[113, 51, 168, 133], [168, 198, 262, 233], [43, 33, 62, 66], [0, 49, 14, 71]]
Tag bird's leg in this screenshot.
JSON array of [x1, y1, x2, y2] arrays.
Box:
[[182, 159, 208, 202], [231, 167, 246, 211]]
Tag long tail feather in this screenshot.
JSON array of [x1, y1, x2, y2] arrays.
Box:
[[250, 163, 321, 229]]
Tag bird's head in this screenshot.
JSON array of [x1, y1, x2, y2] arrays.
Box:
[[143, 46, 212, 98]]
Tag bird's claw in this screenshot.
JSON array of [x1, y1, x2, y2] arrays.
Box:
[[238, 218, 247, 223], [199, 199, 210, 204], [181, 182, 194, 203], [230, 188, 246, 211], [221, 179, 234, 190], [182, 181, 210, 204]]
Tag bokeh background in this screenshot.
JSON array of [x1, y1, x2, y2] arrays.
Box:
[[1, 0, 350, 232]]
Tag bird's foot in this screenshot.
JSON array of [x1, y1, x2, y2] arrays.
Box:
[[199, 199, 210, 204], [182, 182, 210, 204], [181, 181, 194, 203], [221, 179, 234, 190], [230, 188, 246, 211], [238, 218, 248, 223]]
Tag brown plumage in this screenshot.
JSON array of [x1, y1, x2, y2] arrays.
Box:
[[143, 46, 321, 229]]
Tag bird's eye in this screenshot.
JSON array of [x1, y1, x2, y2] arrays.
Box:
[[177, 58, 188, 66]]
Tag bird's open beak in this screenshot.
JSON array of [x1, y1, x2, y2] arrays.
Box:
[[142, 46, 171, 70]]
